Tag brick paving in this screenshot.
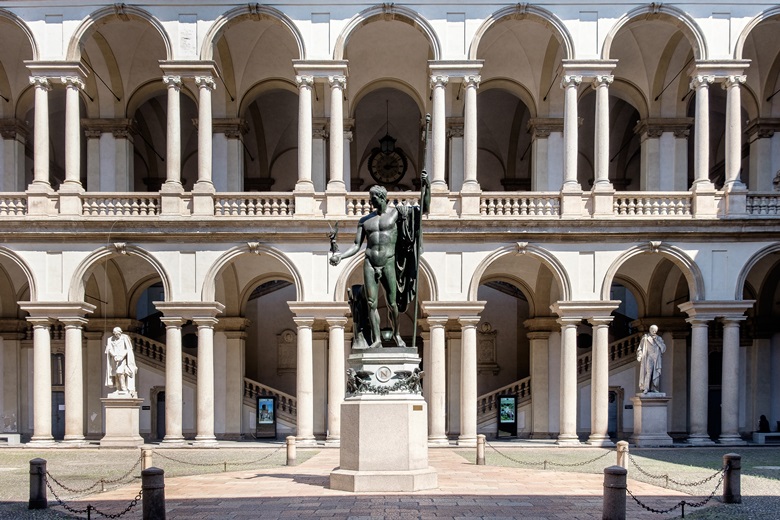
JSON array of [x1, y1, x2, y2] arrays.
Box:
[[65, 447, 716, 519]]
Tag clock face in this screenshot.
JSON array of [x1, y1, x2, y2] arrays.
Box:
[[368, 148, 407, 185]]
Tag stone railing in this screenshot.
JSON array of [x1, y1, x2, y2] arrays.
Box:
[[477, 376, 531, 422], [81, 194, 161, 216], [243, 378, 297, 424], [747, 193, 780, 216], [346, 193, 420, 216], [128, 333, 198, 379], [577, 332, 643, 383], [0, 194, 27, 215], [613, 193, 692, 216], [214, 194, 295, 216], [480, 193, 560, 216]]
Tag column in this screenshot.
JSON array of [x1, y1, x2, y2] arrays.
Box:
[[635, 121, 663, 190], [528, 331, 550, 437], [723, 76, 746, 190], [294, 317, 315, 444], [194, 77, 216, 189], [427, 316, 448, 444], [561, 75, 582, 190], [720, 316, 746, 444], [0, 119, 29, 191], [458, 316, 479, 446], [745, 120, 778, 191], [691, 75, 714, 188], [343, 126, 353, 191], [295, 75, 314, 191], [62, 318, 88, 443], [462, 75, 480, 191], [163, 76, 182, 186], [592, 75, 613, 188], [30, 77, 51, 188], [28, 318, 53, 443], [588, 318, 613, 446], [430, 75, 448, 190], [161, 317, 185, 444], [687, 318, 714, 444], [194, 317, 217, 445], [326, 317, 347, 445], [224, 330, 246, 438], [61, 76, 85, 189], [528, 119, 563, 191], [327, 76, 346, 191], [557, 318, 579, 444], [84, 128, 102, 191]]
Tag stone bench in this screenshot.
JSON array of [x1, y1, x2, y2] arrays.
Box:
[[752, 432, 780, 444], [0, 433, 21, 445]]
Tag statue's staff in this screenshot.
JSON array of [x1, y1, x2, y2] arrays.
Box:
[[412, 114, 431, 350]]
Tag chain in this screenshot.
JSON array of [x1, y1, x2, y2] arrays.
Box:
[[43, 468, 143, 519], [102, 454, 143, 484], [88, 489, 142, 519], [625, 465, 726, 516], [485, 441, 545, 467], [45, 454, 142, 495], [154, 444, 285, 468], [485, 440, 611, 469], [626, 487, 687, 515], [628, 453, 725, 488], [546, 449, 612, 467]]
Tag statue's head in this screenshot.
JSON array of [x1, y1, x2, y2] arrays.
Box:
[[112, 327, 122, 336], [649, 324, 658, 335], [369, 185, 388, 208]]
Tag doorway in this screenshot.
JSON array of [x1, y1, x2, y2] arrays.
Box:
[[51, 391, 65, 440]]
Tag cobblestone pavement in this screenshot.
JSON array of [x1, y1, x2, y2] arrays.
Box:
[[1, 442, 775, 519]]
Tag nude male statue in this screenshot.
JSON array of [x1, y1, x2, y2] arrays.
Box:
[[330, 172, 430, 348]]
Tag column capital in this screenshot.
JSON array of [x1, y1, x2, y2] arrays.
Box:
[[426, 316, 449, 327], [295, 75, 315, 88], [0, 118, 30, 140], [325, 316, 348, 327], [463, 75, 481, 88], [60, 76, 85, 89], [447, 117, 464, 138], [720, 314, 749, 324], [29, 77, 52, 91], [328, 75, 347, 89], [430, 75, 449, 89], [213, 118, 248, 138], [293, 316, 315, 328], [527, 118, 563, 139], [194, 76, 217, 90], [592, 75, 613, 88], [634, 118, 693, 140], [193, 317, 219, 327], [60, 317, 89, 328], [745, 118, 780, 139], [722, 75, 746, 89], [162, 75, 182, 89], [458, 316, 481, 327], [81, 118, 135, 138], [560, 75, 582, 89], [527, 330, 551, 340], [690, 75, 715, 90], [160, 317, 186, 327], [588, 316, 614, 327]]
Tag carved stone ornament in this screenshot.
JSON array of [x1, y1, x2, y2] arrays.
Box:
[[477, 322, 500, 375], [247, 242, 262, 255], [774, 171, 780, 192], [649, 240, 662, 253], [277, 329, 297, 375], [112, 242, 127, 255]]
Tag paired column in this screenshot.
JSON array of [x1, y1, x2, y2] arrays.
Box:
[[462, 75, 481, 191], [458, 316, 479, 446], [588, 318, 613, 446], [719, 316, 746, 444], [592, 75, 613, 189], [163, 76, 182, 187], [690, 75, 715, 188], [30, 77, 52, 188], [327, 76, 346, 191], [28, 318, 53, 443], [161, 317, 185, 444], [557, 318, 579, 444], [528, 330, 551, 437], [194, 77, 216, 190], [427, 317, 448, 444], [430, 75, 449, 190], [62, 318, 88, 443], [194, 317, 218, 445], [723, 76, 747, 190], [61, 76, 85, 189], [294, 317, 316, 444], [326, 317, 347, 445], [295, 76, 315, 192], [561, 75, 582, 190], [687, 317, 714, 444]]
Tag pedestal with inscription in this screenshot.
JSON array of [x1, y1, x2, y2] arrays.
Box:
[[100, 397, 144, 447], [630, 393, 673, 447]]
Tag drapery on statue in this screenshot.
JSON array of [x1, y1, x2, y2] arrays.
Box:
[[105, 327, 138, 397], [330, 172, 430, 349], [637, 324, 666, 394]]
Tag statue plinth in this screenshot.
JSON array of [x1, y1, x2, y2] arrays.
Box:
[[330, 348, 438, 492], [630, 394, 673, 447], [100, 397, 144, 447]]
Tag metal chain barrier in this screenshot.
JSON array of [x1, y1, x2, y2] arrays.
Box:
[[625, 465, 726, 518], [485, 439, 612, 470], [42, 467, 143, 520], [629, 453, 724, 488], [44, 454, 142, 496], [154, 443, 285, 470]]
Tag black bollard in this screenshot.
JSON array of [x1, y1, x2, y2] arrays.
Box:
[[723, 453, 741, 504], [602, 465, 627, 520], [28, 458, 47, 510], [142, 467, 166, 520]]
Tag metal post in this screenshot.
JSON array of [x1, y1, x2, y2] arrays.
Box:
[[29, 458, 47, 510], [602, 465, 627, 520], [723, 453, 741, 504], [142, 448, 153, 470], [476, 434, 486, 465], [616, 440, 629, 469], [286, 436, 297, 466], [142, 467, 166, 520]]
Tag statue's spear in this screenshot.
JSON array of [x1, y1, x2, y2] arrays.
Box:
[[412, 114, 431, 350]]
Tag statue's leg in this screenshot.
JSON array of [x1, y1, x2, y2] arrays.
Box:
[[364, 263, 382, 348], [382, 265, 406, 347]]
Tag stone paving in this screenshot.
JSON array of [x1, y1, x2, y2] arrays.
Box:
[[63, 447, 712, 519]]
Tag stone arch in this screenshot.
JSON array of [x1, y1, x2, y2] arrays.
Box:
[[479, 78, 538, 119], [333, 4, 441, 61], [200, 4, 305, 61], [201, 243, 304, 302], [0, 246, 37, 301], [0, 8, 39, 60], [609, 78, 650, 120], [479, 274, 537, 317], [735, 6, 780, 60], [468, 4, 574, 61], [611, 274, 648, 318], [602, 4, 707, 61], [333, 254, 437, 303], [600, 242, 704, 301], [68, 245, 173, 302], [735, 242, 780, 300], [238, 273, 297, 316], [66, 4, 172, 61], [349, 78, 426, 122], [468, 243, 572, 302], [239, 78, 298, 116]]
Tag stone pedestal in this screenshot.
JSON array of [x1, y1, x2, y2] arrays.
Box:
[[330, 395, 437, 492], [100, 397, 144, 447], [630, 394, 673, 447]]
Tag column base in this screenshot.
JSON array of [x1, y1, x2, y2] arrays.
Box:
[[687, 434, 716, 446], [428, 436, 449, 446], [63, 436, 86, 445], [555, 434, 580, 446], [193, 436, 218, 447], [324, 437, 341, 447], [586, 434, 615, 447], [161, 436, 186, 446], [718, 434, 747, 446], [456, 435, 476, 447], [28, 437, 55, 447], [296, 436, 318, 447]]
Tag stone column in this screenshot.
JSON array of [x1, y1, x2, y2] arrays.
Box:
[[745, 119, 780, 191], [161, 317, 185, 444], [561, 75, 582, 190], [462, 75, 480, 191], [83, 128, 102, 191], [326, 317, 347, 445], [528, 330, 551, 437], [29, 318, 53, 444], [0, 119, 29, 191], [294, 317, 315, 444], [691, 75, 715, 188], [62, 318, 88, 443], [327, 76, 346, 192], [723, 76, 746, 190], [224, 329, 246, 438], [213, 119, 247, 191], [592, 75, 613, 189], [163, 76, 182, 186], [194, 76, 216, 189], [61, 76, 85, 189], [343, 125, 353, 191], [687, 317, 714, 444], [720, 316, 746, 444], [30, 77, 52, 188], [528, 119, 563, 191], [430, 75, 449, 190], [295, 75, 314, 192], [458, 316, 479, 446], [427, 316, 448, 445], [447, 120, 464, 191], [557, 318, 579, 444], [194, 317, 217, 445], [588, 318, 614, 446]]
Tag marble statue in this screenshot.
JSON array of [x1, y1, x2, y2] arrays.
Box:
[[105, 327, 138, 397], [637, 324, 666, 394]]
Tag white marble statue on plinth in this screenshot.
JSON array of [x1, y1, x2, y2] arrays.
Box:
[[105, 327, 138, 398], [100, 326, 144, 447], [637, 324, 666, 395], [630, 324, 673, 446]]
